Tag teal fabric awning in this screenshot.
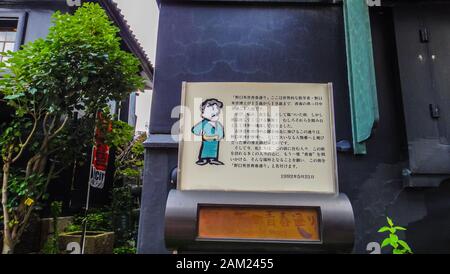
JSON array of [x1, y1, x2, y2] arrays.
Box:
[[343, 0, 379, 154]]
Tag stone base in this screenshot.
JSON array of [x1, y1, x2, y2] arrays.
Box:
[[59, 231, 115, 254], [40, 216, 74, 249]]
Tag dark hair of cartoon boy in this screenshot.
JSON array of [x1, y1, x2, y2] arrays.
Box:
[[200, 98, 223, 113]]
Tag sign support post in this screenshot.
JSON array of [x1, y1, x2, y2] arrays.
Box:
[[165, 82, 355, 253], [80, 112, 111, 254]]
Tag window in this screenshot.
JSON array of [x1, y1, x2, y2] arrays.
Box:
[[0, 18, 18, 62]]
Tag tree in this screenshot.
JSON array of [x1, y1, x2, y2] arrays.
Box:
[[111, 123, 146, 186], [0, 3, 144, 254]]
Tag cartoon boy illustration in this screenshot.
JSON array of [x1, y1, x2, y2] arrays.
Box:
[[191, 98, 225, 166]]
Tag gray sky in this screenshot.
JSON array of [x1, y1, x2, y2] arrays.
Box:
[[113, 0, 159, 62], [113, 0, 159, 132]]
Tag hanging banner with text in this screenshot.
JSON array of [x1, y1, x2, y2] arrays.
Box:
[[90, 112, 112, 189], [177, 82, 338, 194]]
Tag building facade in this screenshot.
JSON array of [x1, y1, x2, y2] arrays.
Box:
[[0, 0, 153, 215], [139, 0, 450, 254]]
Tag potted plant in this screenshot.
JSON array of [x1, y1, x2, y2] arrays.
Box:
[[59, 210, 114, 254]]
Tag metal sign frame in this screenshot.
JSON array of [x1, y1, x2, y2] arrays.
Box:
[[177, 82, 340, 195]]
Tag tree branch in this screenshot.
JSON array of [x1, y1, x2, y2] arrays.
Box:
[[42, 112, 50, 135], [2, 153, 13, 252], [37, 162, 56, 200], [25, 155, 40, 178], [49, 116, 57, 133], [14, 162, 56, 244], [12, 116, 38, 164], [49, 116, 69, 140], [12, 205, 34, 244]]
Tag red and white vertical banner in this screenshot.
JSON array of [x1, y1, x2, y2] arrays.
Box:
[[90, 112, 112, 189]]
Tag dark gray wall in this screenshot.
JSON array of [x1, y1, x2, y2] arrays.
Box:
[[140, 1, 450, 254], [149, 1, 349, 135], [366, 6, 450, 254], [142, 0, 354, 253]]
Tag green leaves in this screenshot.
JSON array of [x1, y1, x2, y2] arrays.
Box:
[[1, 2, 144, 122], [387, 217, 394, 227], [0, 118, 33, 160], [393, 249, 404, 254], [1, 2, 145, 168], [1, 2, 145, 251], [50, 201, 63, 219], [4, 93, 24, 100], [28, 88, 37, 95], [105, 119, 134, 149], [113, 131, 146, 185], [377, 226, 392, 233], [113, 245, 137, 255], [68, 210, 112, 232], [389, 233, 399, 242], [6, 172, 46, 210], [377, 216, 413, 254], [398, 240, 412, 253], [381, 238, 391, 248]]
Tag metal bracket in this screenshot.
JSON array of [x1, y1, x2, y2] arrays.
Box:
[[429, 104, 440, 119], [165, 190, 355, 253], [419, 28, 430, 43]]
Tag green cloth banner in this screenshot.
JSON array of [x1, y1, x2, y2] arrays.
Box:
[[343, 0, 379, 154]]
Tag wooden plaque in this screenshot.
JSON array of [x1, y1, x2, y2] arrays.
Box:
[[198, 206, 321, 242]]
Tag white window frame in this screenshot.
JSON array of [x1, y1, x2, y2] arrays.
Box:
[[0, 11, 27, 52]]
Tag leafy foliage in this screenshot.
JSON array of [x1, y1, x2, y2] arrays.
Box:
[[6, 172, 47, 210], [41, 201, 63, 254], [106, 126, 146, 250], [0, 119, 33, 161], [111, 186, 134, 247], [41, 235, 59, 254], [0, 2, 144, 253], [50, 114, 97, 167], [113, 242, 136, 254], [64, 224, 82, 233], [0, 3, 144, 116], [113, 131, 146, 185], [105, 120, 134, 149], [378, 217, 413, 254], [65, 210, 112, 232]]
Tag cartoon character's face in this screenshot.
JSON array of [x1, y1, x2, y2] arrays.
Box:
[[202, 104, 221, 122]]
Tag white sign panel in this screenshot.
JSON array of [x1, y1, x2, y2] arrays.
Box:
[[178, 82, 338, 194]]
